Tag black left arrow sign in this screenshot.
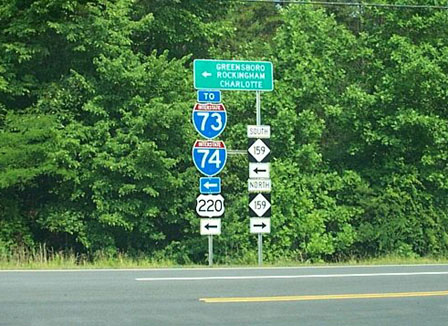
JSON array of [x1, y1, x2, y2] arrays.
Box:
[[205, 224, 218, 230]]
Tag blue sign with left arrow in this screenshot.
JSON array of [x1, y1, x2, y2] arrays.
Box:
[[200, 177, 221, 194]]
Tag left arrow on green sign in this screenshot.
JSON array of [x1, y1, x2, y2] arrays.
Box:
[[194, 59, 274, 91]]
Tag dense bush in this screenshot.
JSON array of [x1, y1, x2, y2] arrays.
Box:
[[1, 1, 447, 263]]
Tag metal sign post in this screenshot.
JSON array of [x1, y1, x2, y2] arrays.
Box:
[[256, 91, 262, 266], [208, 235, 213, 266], [200, 219, 220, 266]]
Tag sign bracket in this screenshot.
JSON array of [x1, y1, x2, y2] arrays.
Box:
[[227, 149, 247, 155]]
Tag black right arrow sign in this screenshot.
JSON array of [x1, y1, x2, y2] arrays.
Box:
[[250, 218, 271, 234]]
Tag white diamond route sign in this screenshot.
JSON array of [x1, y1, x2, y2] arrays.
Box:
[[248, 139, 270, 163], [249, 193, 271, 217]]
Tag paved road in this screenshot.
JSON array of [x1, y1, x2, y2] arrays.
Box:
[[1, 264, 448, 326]]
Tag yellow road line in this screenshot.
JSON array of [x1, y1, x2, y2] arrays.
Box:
[[199, 290, 448, 303]]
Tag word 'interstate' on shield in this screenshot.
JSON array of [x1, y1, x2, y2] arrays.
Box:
[[194, 59, 273, 91]]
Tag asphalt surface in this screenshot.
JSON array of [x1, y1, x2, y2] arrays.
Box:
[[1, 264, 448, 326]]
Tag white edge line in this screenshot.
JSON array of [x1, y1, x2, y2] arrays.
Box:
[[135, 271, 448, 282], [2, 263, 448, 273]]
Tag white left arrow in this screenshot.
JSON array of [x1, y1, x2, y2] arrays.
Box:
[[204, 181, 218, 189], [202, 71, 212, 78]]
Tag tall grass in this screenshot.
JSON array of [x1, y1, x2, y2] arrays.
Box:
[[0, 245, 179, 270], [1, 244, 447, 269]]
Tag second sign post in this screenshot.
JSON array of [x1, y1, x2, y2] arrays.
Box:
[[248, 124, 272, 265]]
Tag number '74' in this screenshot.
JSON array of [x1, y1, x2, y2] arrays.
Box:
[[196, 149, 222, 168]]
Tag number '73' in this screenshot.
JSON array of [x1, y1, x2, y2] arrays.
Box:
[[196, 112, 223, 131]]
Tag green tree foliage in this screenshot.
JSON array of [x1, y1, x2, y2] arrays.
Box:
[[1, 0, 447, 263], [0, 112, 62, 249], [267, 4, 448, 259], [0, 0, 199, 255], [131, 0, 232, 59], [261, 7, 365, 261]]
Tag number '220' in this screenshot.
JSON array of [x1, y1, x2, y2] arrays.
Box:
[[197, 198, 223, 212]]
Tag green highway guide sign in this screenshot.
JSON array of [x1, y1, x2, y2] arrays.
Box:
[[194, 59, 273, 91]]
